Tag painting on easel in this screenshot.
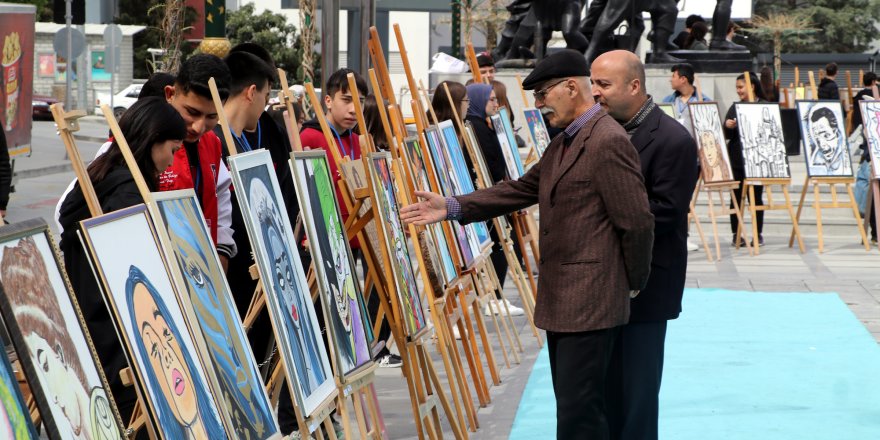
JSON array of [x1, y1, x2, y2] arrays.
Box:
[[424, 126, 478, 268], [368, 153, 428, 337], [227, 150, 336, 416], [491, 108, 525, 179], [0, 342, 38, 439], [657, 103, 677, 119], [402, 137, 457, 283], [291, 151, 374, 376], [734, 103, 791, 179], [796, 101, 853, 177], [689, 102, 734, 183], [439, 120, 492, 250], [80, 205, 229, 440], [151, 190, 282, 436], [0, 219, 122, 440], [523, 108, 551, 157], [859, 100, 880, 178]]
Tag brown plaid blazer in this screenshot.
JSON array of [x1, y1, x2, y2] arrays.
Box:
[[456, 109, 654, 332]]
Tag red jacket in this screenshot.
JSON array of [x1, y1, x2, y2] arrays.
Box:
[[158, 131, 222, 242], [299, 120, 361, 249]]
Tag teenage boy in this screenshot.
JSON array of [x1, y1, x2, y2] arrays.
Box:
[[299, 69, 401, 368]]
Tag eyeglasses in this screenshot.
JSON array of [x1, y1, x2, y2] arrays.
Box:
[[533, 78, 568, 102]]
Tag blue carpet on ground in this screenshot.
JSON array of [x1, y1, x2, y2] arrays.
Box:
[[509, 288, 880, 439]]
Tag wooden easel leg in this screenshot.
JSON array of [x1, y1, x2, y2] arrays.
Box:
[[365, 384, 386, 438], [431, 302, 471, 434], [466, 286, 501, 386], [352, 390, 370, 440], [484, 260, 524, 356], [874, 181, 880, 252], [512, 214, 538, 297], [789, 177, 810, 248], [748, 184, 761, 254], [421, 343, 467, 440], [782, 185, 806, 252], [705, 191, 721, 261], [337, 392, 355, 440], [401, 343, 427, 439], [440, 301, 479, 430], [450, 294, 490, 407], [475, 271, 511, 369], [689, 183, 714, 261], [845, 183, 871, 251], [814, 183, 825, 252], [415, 344, 445, 440]]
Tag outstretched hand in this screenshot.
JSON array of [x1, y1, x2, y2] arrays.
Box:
[[400, 191, 448, 225]]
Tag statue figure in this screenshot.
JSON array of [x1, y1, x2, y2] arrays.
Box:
[[710, 0, 746, 50], [581, 0, 681, 65]]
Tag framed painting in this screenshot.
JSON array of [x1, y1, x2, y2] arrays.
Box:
[[796, 101, 853, 177], [657, 102, 676, 119], [689, 102, 735, 183], [424, 125, 477, 268], [340, 160, 389, 280], [90, 49, 110, 82], [0, 218, 124, 440], [439, 120, 492, 250], [38, 53, 54, 77], [290, 151, 374, 377], [226, 150, 336, 414], [523, 108, 551, 157], [491, 109, 525, 179], [0, 345, 38, 439], [859, 100, 880, 178], [401, 136, 458, 284], [79, 205, 228, 440], [367, 152, 429, 337], [463, 121, 495, 189], [734, 103, 791, 179], [149, 190, 282, 436]]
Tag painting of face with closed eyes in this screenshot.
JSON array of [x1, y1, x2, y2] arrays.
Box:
[[0, 223, 123, 440], [79, 206, 229, 440]]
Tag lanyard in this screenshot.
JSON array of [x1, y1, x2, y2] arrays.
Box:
[[329, 124, 354, 160], [232, 128, 253, 152]]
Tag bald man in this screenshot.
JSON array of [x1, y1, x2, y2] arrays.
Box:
[[401, 49, 654, 439], [591, 50, 699, 440]]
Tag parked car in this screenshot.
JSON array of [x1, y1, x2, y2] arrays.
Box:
[[94, 84, 142, 119], [32, 94, 59, 120]]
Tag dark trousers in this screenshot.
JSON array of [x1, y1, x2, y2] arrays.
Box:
[[605, 321, 669, 440], [489, 221, 509, 299], [730, 180, 763, 235], [547, 327, 619, 440]]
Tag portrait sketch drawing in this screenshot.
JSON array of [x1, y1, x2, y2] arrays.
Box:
[[689, 102, 734, 183], [797, 101, 853, 177]]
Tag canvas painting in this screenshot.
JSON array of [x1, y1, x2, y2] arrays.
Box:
[[859, 100, 880, 178], [734, 103, 791, 179], [227, 151, 336, 414], [796, 101, 853, 177], [340, 160, 389, 279], [80, 205, 228, 440], [523, 108, 551, 157], [492, 108, 525, 179], [657, 103, 676, 119], [291, 151, 373, 377], [463, 122, 495, 189], [402, 136, 458, 284], [0, 345, 38, 439], [424, 126, 477, 268], [689, 102, 735, 183], [439, 120, 492, 250], [151, 190, 281, 436], [0, 219, 123, 440], [367, 153, 429, 337]]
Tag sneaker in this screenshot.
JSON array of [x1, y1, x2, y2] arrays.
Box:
[[686, 239, 699, 252], [484, 299, 525, 316], [286, 431, 313, 440], [376, 353, 403, 368], [758, 235, 765, 246]]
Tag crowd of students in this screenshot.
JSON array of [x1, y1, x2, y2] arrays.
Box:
[[54, 41, 536, 438]]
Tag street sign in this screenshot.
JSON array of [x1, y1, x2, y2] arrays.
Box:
[[52, 27, 85, 59], [103, 25, 122, 73]]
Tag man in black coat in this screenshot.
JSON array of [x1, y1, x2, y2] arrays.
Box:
[[818, 62, 841, 101], [591, 50, 699, 440]]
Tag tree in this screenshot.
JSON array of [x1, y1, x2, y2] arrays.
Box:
[[752, 0, 880, 53], [226, 3, 316, 84], [5, 0, 52, 21]]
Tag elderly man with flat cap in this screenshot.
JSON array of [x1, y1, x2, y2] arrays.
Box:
[[401, 49, 655, 438], [591, 50, 699, 440]]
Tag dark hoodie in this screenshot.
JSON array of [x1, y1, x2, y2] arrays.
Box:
[[57, 166, 143, 420], [818, 77, 840, 100]]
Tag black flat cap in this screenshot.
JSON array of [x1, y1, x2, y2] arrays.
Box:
[[521, 49, 590, 90]]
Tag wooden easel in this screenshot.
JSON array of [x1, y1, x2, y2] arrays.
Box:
[[694, 179, 754, 260], [869, 174, 880, 252], [789, 176, 870, 252], [787, 76, 870, 253], [304, 79, 467, 439], [687, 180, 715, 261], [51, 102, 154, 439], [208, 77, 349, 440]]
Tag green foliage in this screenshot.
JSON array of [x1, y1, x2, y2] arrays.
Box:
[[753, 0, 880, 53], [226, 3, 318, 84], [4, 0, 53, 22]]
